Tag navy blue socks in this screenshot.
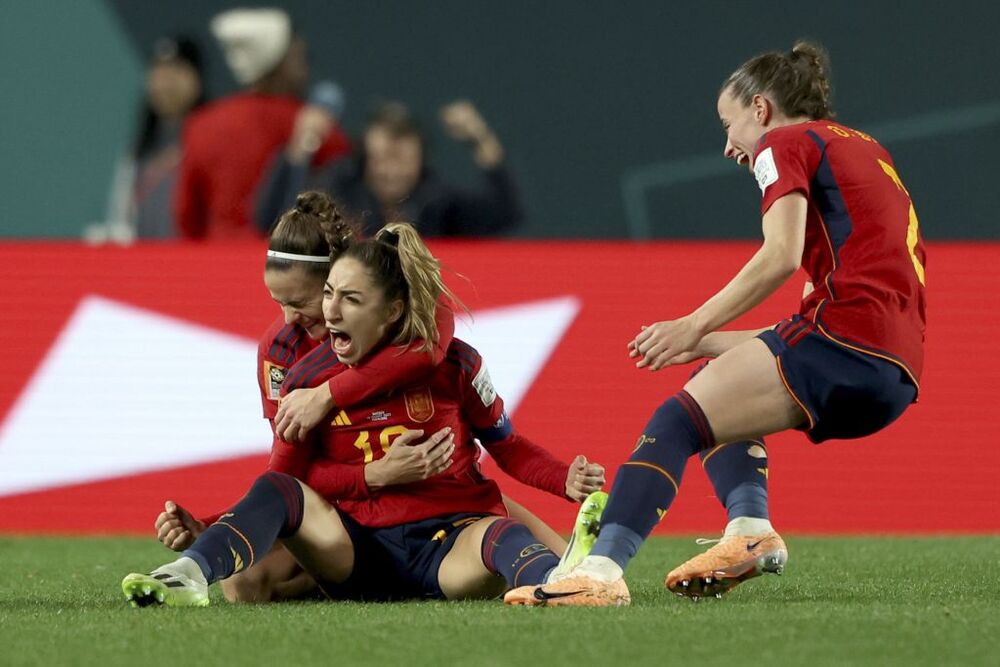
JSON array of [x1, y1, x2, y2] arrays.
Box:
[[591, 391, 714, 570], [481, 519, 559, 587], [700, 439, 769, 521], [183, 471, 304, 584]]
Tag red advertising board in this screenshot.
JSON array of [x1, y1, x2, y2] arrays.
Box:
[[0, 241, 995, 534]]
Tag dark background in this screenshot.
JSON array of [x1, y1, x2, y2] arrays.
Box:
[[4, 1, 998, 238]]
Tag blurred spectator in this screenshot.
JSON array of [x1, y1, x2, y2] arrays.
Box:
[[175, 8, 351, 240], [256, 100, 523, 237], [91, 36, 206, 243]]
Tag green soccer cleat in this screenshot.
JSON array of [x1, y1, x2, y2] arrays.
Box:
[[121, 557, 210, 608], [548, 491, 608, 582]]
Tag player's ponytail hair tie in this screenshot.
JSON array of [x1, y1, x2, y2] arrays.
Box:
[[265, 249, 330, 263]]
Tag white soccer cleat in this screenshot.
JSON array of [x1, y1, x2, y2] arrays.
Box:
[[121, 557, 210, 608]]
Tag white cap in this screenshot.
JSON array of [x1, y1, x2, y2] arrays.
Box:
[[210, 8, 292, 85]]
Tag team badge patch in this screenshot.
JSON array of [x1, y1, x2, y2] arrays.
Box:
[[472, 363, 497, 407], [404, 387, 435, 423], [753, 147, 779, 194], [264, 362, 286, 400]]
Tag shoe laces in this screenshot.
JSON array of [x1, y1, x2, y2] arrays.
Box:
[[695, 537, 722, 546]]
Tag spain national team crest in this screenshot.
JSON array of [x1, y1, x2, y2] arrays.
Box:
[[404, 387, 435, 423]]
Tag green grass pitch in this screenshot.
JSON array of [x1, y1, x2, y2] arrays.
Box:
[[1, 535, 998, 666]]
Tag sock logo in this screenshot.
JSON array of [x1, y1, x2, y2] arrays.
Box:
[[633, 435, 656, 452], [519, 543, 547, 558], [229, 543, 244, 573]]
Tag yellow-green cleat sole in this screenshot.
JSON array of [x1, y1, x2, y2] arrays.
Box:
[[121, 572, 209, 608]]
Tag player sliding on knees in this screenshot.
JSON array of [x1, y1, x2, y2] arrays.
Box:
[[123, 218, 608, 606], [505, 40, 926, 607]]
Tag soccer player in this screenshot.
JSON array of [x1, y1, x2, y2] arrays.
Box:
[[506, 40, 926, 606], [152, 193, 576, 602], [124, 219, 605, 606]]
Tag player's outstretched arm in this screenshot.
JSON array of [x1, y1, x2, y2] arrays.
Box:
[[483, 430, 577, 500], [630, 193, 807, 371]]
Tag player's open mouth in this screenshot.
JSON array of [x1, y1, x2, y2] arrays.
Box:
[[735, 152, 749, 166], [329, 329, 353, 356]]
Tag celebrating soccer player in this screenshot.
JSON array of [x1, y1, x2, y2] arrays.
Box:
[[148, 193, 578, 602], [507, 40, 926, 607], [123, 210, 606, 605]]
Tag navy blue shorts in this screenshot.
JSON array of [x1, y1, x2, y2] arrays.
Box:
[[317, 512, 488, 601], [757, 316, 917, 443]]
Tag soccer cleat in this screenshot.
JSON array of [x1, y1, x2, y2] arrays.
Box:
[[504, 574, 630, 607], [664, 531, 787, 600], [547, 491, 608, 582], [122, 557, 210, 608]]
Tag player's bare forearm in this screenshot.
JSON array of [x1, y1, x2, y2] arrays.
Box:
[[691, 248, 794, 335], [691, 194, 806, 335]]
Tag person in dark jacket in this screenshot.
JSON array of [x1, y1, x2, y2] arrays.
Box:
[[257, 100, 523, 237]]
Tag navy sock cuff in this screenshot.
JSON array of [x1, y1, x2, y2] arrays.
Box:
[[181, 548, 215, 583], [676, 390, 715, 450], [590, 523, 645, 572], [262, 471, 305, 537], [726, 483, 769, 520], [480, 518, 517, 574]]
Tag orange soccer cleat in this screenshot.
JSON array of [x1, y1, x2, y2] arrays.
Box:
[[504, 575, 630, 607], [665, 531, 788, 600]]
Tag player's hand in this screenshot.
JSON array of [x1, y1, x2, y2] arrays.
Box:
[[628, 316, 705, 371], [275, 384, 334, 443], [154, 500, 206, 552], [365, 427, 456, 490], [565, 455, 605, 502]]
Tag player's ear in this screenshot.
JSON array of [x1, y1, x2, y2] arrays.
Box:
[[751, 94, 772, 126], [385, 298, 404, 325]]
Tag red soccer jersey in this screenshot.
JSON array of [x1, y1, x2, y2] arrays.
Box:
[[257, 316, 323, 422], [258, 297, 456, 422], [175, 93, 351, 240], [195, 307, 460, 526], [754, 121, 927, 386], [281, 338, 569, 528], [258, 302, 456, 478]]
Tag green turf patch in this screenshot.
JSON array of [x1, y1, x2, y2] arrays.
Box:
[[1, 536, 997, 666]]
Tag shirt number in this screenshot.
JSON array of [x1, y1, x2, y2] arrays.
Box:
[[352, 426, 410, 463], [878, 159, 926, 286]]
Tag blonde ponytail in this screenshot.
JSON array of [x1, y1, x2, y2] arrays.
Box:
[[375, 223, 464, 352]]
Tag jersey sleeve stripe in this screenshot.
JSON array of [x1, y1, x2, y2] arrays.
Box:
[[283, 345, 336, 391]]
